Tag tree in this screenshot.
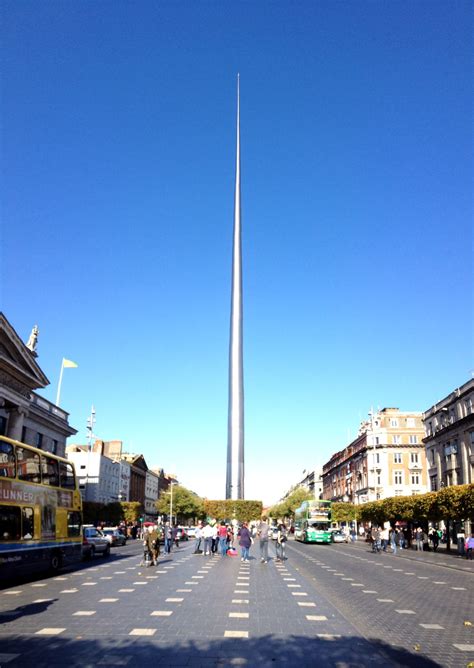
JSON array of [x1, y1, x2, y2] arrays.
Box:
[[120, 501, 143, 523], [269, 487, 312, 520], [332, 502, 358, 524], [156, 485, 204, 522]]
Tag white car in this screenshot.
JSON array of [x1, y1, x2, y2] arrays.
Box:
[[332, 530, 349, 543], [186, 526, 197, 538]]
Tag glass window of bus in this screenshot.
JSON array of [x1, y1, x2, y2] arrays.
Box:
[[22, 507, 34, 539], [17, 447, 41, 483], [41, 456, 59, 487], [0, 441, 16, 478], [59, 461, 76, 489], [0, 506, 21, 541], [68, 511, 81, 537]]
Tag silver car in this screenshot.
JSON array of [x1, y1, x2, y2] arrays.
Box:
[[82, 526, 111, 559]]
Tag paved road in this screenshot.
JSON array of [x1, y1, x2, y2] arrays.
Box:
[[0, 538, 472, 667]]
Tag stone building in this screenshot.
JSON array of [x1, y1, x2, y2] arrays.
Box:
[[0, 312, 76, 456], [66, 444, 121, 504], [322, 408, 427, 503], [423, 378, 474, 490]]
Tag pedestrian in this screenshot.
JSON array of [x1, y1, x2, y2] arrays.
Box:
[[194, 522, 203, 554], [275, 521, 287, 561], [226, 524, 234, 551], [350, 527, 357, 542], [257, 516, 270, 564], [415, 527, 423, 551], [380, 525, 389, 552], [422, 530, 430, 551], [398, 529, 405, 550], [203, 522, 214, 555], [465, 533, 474, 560], [164, 522, 173, 554], [429, 528, 439, 552], [372, 527, 381, 553], [173, 524, 180, 549], [238, 522, 252, 562], [390, 528, 397, 555], [218, 521, 228, 556], [144, 525, 161, 565]]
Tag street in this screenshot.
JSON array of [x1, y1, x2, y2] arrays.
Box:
[[0, 538, 472, 667]]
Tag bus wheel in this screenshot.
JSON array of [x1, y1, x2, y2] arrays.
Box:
[[50, 552, 62, 573]]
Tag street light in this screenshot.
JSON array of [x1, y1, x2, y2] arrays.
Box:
[[169, 482, 176, 525]]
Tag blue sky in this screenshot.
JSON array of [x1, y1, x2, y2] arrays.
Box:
[[2, 2, 472, 504]]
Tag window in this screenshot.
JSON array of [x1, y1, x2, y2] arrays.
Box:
[[393, 452, 402, 464], [41, 456, 59, 486], [394, 490, 403, 496], [390, 418, 399, 427], [0, 506, 21, 540], [0, 416, 6, 436], [409, 435, 418, 444], [374, 436, 380, 445], [0, 441, 15, 478], [406, 417, 415, 427], [411, 473, 420, 485], [410, 452, 419, 464], [22, 507, 34, 539], [465, 397, 473, 415], [51, 439, 58, 455], [17, 447, 41, 483], [430, 449, 435, 466], [394, 471, 403, 485], [67, 511, 81, 537], [59, 461, 76, 489], [427, 421, 432, 436], [430, 475, 438, 491], [377, 475, 381, 485], [376, 453, 380, 464], [392, 435, 401, 444], [34, 432, 43, 449]]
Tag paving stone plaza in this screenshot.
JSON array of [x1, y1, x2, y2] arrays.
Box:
[[0, 538, 472, 667]]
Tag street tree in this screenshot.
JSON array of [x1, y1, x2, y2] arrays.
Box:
[[156, 485, 204, 522]]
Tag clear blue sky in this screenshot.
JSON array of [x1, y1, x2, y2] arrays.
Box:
[[2, 2, 472, 505]]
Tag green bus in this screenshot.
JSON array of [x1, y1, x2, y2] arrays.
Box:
[[294, 499, 332, 544]]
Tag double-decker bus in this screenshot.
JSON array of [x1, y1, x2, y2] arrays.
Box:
[[294, 499, 332, 544], [0, 435, 83, 578]]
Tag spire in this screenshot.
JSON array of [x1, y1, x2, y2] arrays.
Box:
[[226, 75, 245, 500]]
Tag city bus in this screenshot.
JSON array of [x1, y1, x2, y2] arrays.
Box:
[[294, 499, 332, 544], [0, 435, 83, 578]]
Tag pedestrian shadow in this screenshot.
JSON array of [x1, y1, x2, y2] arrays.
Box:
[[0, 631, 442, 667], [0, 598, 57, 625]]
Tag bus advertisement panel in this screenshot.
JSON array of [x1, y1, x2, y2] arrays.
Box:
[[0, 436, 83, 578], [294, 500, 332, 544]]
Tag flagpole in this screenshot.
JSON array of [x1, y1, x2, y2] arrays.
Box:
[[56, 358, 65, 406]]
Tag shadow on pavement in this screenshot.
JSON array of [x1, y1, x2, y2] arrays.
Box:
[[0, 632, 442, 667], [0, 599, 57, 624]]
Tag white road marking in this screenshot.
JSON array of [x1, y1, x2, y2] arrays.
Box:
[[229, 612, 249, 618], [100, 598, 119, 602], [224, 631, 249, 638], [165, 598, 183, 602], [298, 602, 316, 607], [150, 611, 173, 616], [73, 611, 96, 616], [35, 628, 65, 635], [419, 624, 444, 629], [395, 609, 416, 615], [453, 644, 474, 651], [129, 628, 156, 636], [306, 615, 327, 621]]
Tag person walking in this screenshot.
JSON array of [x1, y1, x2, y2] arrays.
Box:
[[194, 522, 203, 553], [164, 522, 173, 554], [217, 521, 228, 556], [415, 527, 423, 551], [275, 522, 287, 561], [390, 528, 398, 555], [203, 522, 213, 556], [372, 527, 381, 553], [465, 532, 474, 560], [257, 516, 270, 564], [380, 525, 389, 552], [238, 522, 252, 562], [144, 525, 161, 566], [429, 527, 439, 552]]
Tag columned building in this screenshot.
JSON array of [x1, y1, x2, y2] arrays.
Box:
[[0, 312, 76, 456], [423, 379, 474, 490], [322, 408, 427, 504]]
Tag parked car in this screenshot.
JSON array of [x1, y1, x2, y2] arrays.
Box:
[[82, 526, 111, 559], [102, 527, 127, 546], [332, 530, 349, 544], [175, 526, 188, 541], [186, 526, 197, 538]]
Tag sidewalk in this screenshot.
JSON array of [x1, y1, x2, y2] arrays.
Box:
[[345, 537, 474, 573]]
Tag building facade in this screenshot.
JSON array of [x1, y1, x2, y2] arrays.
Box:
[[0, 313, 76, 456], [145, 469, 159, 519], [423, 379, 474, 490], [66, 445, 121, 504], [322, 408, 428, 503]]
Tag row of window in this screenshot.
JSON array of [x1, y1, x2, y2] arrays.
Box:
[[0, 442, 76, 488], [373, 435, 419, 445], [0, 506, 81, 541]]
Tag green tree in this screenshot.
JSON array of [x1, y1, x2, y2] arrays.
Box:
[[120, 501, 143, 523], [331, 502, 358, 524], [156, 485, 204, 522], [269, 487, 312, 520]]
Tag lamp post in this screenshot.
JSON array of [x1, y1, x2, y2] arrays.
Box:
[[169, 482, 176, 526]]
